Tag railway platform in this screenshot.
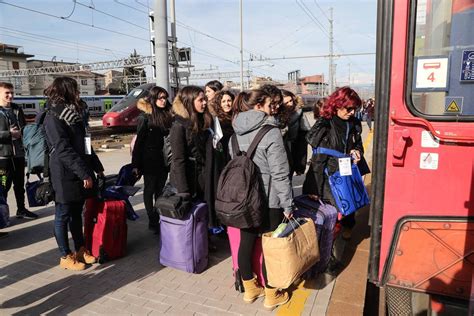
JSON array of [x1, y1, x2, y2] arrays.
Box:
[[0, 125, 374, 315]]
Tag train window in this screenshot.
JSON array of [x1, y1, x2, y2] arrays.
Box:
[[127, 88, 143, 98], [409, 0, 474, 119]]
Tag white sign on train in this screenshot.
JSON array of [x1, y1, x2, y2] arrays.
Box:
[[414, 57, 449, 90]]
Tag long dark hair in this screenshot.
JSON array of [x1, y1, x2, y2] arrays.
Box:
[[147, 86, 173, 129], [277, 89, 297, 127], [205, 80, 223, 92], [44, 77, 84, 111], [177, 85, 212, 133], [232, 89, 270, 117], [212, 90, 234, 124]]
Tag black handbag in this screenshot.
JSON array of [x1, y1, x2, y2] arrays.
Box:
[[154, 183, 191, 220], [34, 178, 55, 206]]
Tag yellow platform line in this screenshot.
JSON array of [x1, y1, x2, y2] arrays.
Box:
[[277, 131, 374, 316], [363, 130, 374, 154], [276, 279, 316, 316]]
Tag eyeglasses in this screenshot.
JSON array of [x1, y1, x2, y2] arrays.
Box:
[[157, 96, 167, 100], [345, 107, 357, 112]]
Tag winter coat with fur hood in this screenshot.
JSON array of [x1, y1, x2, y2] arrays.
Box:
[[132, 98, 169, 175], [169, 97, 211, 199]]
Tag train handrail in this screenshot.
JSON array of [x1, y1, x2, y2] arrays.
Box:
[[390, 115, 474, 144]]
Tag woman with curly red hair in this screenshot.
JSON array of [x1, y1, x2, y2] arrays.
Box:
[[303, 87, 365, 241]]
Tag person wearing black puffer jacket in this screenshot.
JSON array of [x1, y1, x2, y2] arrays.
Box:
[[132, 86, 173, 233], [43, 77, 104, 271]]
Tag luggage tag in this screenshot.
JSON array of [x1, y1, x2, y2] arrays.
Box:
[[338, 157, 352, 176], [84, 132, 92, 155]]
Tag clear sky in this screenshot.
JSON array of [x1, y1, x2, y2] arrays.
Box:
[[0, 0, 377, 86]]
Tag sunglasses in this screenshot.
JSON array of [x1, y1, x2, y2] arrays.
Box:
[[345, 107, 357, 112]]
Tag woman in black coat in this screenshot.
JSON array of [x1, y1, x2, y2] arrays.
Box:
[[170, 85, 212, 200], [303, 86, 364, 240], [132, 86, 173, 233], [279, 90, 311, 180], [204, 90, 234, 230], [43, 77, 104, 271]]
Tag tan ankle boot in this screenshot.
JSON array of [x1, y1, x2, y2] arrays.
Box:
[[76, 246, 96, 264], [242, 278, 265, 303], [60, 254, 86, 271], [263, 287, 289, 311]]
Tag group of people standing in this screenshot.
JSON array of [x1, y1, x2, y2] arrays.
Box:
[[0, 76, 367, 310], [132, 80, 366, 309]]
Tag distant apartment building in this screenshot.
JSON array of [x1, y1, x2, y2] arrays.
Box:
[[0, 43, 34, 95], [103, 70, 123, 94], [27, 59, 105, 95], [299, 74, 326, 95]]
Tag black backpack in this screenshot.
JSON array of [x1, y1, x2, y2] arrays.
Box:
[[215, 125, 274, 229]]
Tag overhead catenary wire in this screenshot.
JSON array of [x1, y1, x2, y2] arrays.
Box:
[[0, 33, 128, 60], [75, 0, 148, 31], [313, 0, 330, 21], [61, 0, 77, 19], [0, 27, 131, 57], [295, 0, 329, 38], [0, 1, 149, 42], [114, 0, 148, 14]]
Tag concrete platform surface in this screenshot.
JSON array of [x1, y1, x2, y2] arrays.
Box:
[[0, 124, 374, 315]]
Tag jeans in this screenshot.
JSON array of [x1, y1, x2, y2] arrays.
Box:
[[5, 157, 26, 210], [54, 201, 85, 257]]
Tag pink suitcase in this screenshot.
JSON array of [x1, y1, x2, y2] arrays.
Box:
[[227, 226, 265, 292]]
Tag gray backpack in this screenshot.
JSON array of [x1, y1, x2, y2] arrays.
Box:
[[23, 112, 48, 175], [215, 125, 274, 229]]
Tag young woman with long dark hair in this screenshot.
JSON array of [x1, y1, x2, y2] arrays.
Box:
[[232, 89, 292, 310], [205, 90, 235, 231], [170, 85, 212, 200], [132, 86, 173, 233], [280, 90, 311, 178], [303, 86, 364, 239], [43, 77, 104, 271]]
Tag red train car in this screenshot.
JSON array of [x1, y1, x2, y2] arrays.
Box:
[[370, 0, 474, 314], [102, 83, 156, 128]]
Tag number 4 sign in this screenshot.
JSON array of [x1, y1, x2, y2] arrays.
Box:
[[414, 56, 449, 91]]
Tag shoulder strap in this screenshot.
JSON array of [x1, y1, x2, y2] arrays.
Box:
[[312, 147, 347, 158], [38, 111, 48, 125], [247, 125, 275, 158], [231, 134, 241, 156]]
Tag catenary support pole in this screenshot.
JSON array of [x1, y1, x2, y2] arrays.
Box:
[[154, 0, 170, 91]]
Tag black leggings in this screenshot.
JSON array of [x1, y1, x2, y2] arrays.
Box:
[[238, 208, 284, 286]]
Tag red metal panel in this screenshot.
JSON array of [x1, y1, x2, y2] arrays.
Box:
[[378, 0, 474, 291], [386, 220, 474, 300]]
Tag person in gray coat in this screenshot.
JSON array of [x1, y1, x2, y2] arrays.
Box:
[[231, 89, 292, 310]]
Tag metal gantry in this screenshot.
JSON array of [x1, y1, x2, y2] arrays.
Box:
[[0, 56, 154, 78]]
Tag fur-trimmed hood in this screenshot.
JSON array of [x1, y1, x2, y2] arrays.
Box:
[[172, 96, 190, 119], [137, 98, 153, 114]]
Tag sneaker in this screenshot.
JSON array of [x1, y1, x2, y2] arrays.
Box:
[[16, 208, 39, 219], [76, 246, 97, 264], [60, 254, 86, 271], [0, 232, 8, 239]]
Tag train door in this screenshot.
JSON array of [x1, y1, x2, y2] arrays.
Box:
[[370, 0, 474, 313]]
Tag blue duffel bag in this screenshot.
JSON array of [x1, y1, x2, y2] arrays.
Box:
[[313, 147, 370, 216]]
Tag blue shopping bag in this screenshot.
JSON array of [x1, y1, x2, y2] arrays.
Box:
[[313, 147, 370, 216]]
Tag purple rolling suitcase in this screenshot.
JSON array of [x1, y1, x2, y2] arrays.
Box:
[[293, 195, 338, 275], [159, 202, 209, 273]]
